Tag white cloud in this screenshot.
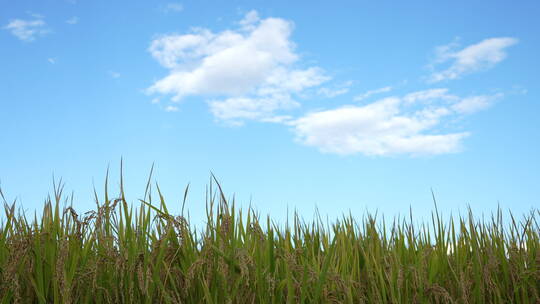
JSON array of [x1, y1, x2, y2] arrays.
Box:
[[165, 105, 179, 112], [66, 16, 79, 25], [239, 10, 260, 29], [48, 58, 56, 64], [148, 10, 328, 123], [451, 93, 502, 114], [402, 88, 457, 104], [317, 82, 352, 98], [147, 14, 506, 156], [209, 94, 299, 125], [259, 115, 294, 124], [317, 87, 349, 98], [429, 37, 518, 82], [354, 86, 392, 101], [292, 89, 500, 156], [510, 85, 528, 96], [27, 12, 44, 19], [160, 3, 184, 13], [3, 18, 49, 41], [109, 71, 121, 78]]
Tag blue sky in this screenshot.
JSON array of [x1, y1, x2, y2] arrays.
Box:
[[1, 0, 539, 225]]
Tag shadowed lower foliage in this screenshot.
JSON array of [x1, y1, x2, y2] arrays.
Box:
[[0, 173, 539, 303]]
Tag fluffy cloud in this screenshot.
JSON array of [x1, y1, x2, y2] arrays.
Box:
[[291, 89, 500, 156], [429, 37, 518, 82], [147, 13, 510, 156], [3, 18, 49, 41], [148, 10, 328, 124]]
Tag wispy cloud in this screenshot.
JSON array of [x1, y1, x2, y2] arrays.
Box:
[[510, 85, 528, 96], [291, 89, 501, 156], [66, 16, 79, 25], [148, 10, 329, 124], [48, 58, 57, 64], [165, 105, 179, 112], [3, 17, 49, 42], [428, 37, 518, 82], [402, 88, 456, 104], [27, 12, 44, 19], [317, 81, 352, 98], [159, 3, 184, 13], [208, 94, 300, 125], [451, 93, 502, 114], [317, 87, 349, 98], [354, 86, 393, 101], [108, 71, 121, 78]]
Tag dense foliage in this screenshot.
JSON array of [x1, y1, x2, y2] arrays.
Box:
[[0, 173, 539, 303]]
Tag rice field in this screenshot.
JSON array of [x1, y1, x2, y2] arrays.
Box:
[[0, 173, 538, 303]]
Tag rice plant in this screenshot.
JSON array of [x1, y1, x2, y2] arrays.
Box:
[[0, 172, 538, 303]]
